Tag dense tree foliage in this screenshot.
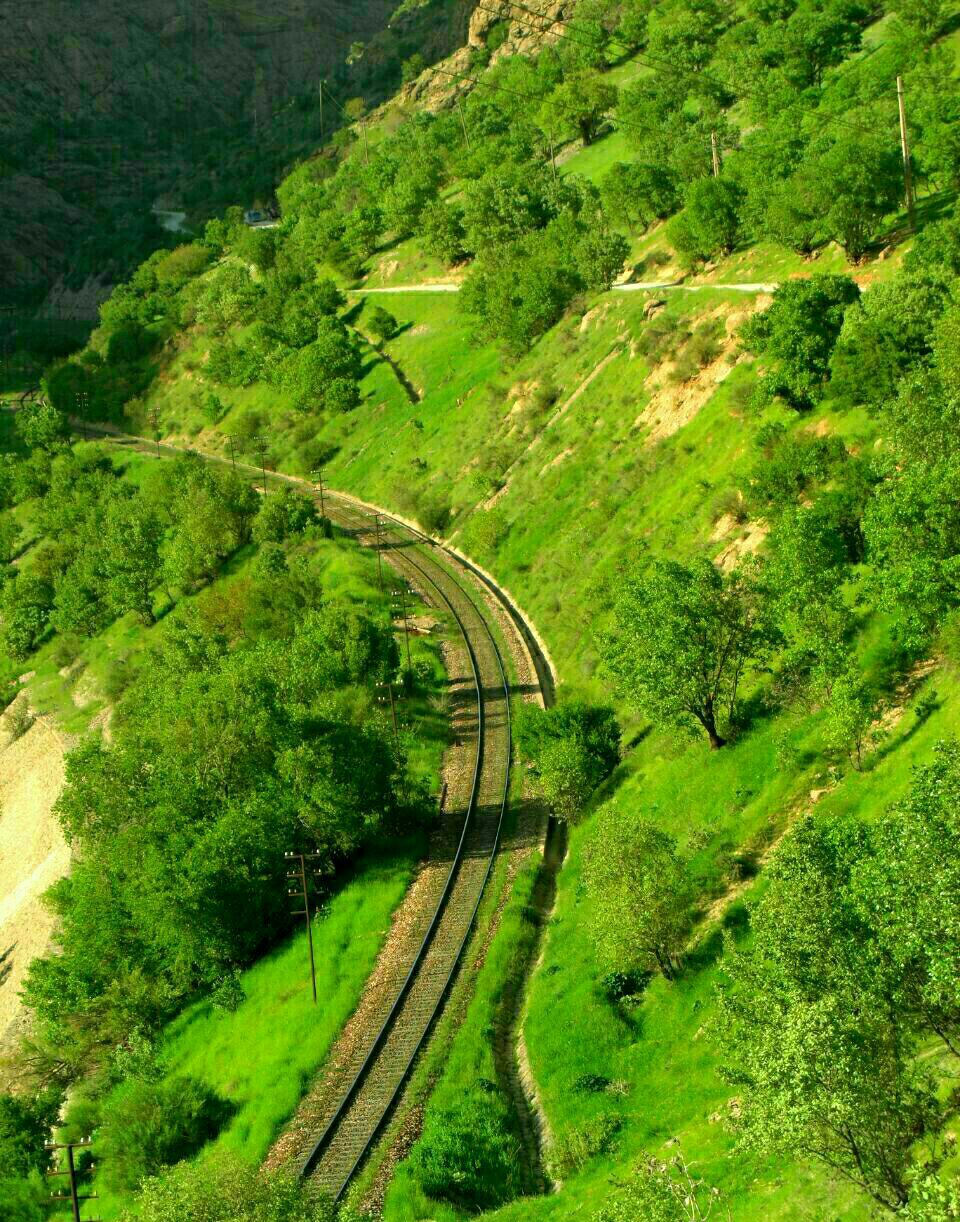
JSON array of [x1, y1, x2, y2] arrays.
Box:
[[585, 805, 689, 980], [716, 748, 960, 1212], [516, 700, 620, 820]]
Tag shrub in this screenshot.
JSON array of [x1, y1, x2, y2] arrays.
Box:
[[411, 1091, 521, 1211], [98, 1076, 229, 1193], [252, 488, 319, 545], [133, 1153, 328, 1222], [550, 1113, 622, 1178], [367, 306, 398, 344], [667, 178, 742, 267], [516, 700, 620, 820]]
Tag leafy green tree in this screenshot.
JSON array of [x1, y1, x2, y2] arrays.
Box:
[[0, 1175, 45, 1222], [0, 1091, 60, 1182], [106, 322, 158, 365], [283, 318, 361, 412], [824, 665, 878, 771], [795, 133, 902, 263], [761, 2, 865, 90], [904, 214, 960, 282], [0, 573, 54, 659], [15, 401, 68, 452], [131, 1154, 331, 1222], [195, 265, 265, 334], [420, 201, 468, 264], [600, 161, 678, 232], [402, 52, 427, 83], [646, 0, 731, 81], [462, 162, 563, 253], [516, 700, 620, 820], [102, 495, 164, 623], [934, 305, 960, 398], [863, 449, 960, 649], [892, 0, 947, 38], [853, 740, 960, 1055], [717, 815, 943, 1213], [343, 205, 383, 260], [762, 502, 853, 691], [904, 1174, 960, 1221], [667, 177, 742, 267], [538, 71, 618, 146], [381, 163, 441, 238], [367, 306, 398, 345], [741, 274, 860, 408], [584, 806, 689, 980], [52, 547, 112, 638], [252, 487, 319, 545], [235, 226, 277, 273], [602, 559, 765, 749], [460, 237, 581, 353], [830, 273, 948, 407], [153, 243, 211, 288]]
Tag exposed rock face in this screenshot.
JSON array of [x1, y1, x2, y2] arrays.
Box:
[[380, 1, 569, 113]]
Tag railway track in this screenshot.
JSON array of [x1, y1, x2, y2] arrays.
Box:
[[299, 500, 512, 1201], [83, 424, 520, 1203]]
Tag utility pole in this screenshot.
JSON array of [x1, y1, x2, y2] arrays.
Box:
[[361, 121, 370, 165], [149, 407, 161, 458], [319, 79, 325, 141], [227, 435, 237, 472], [311, 467, 327, 521], [711, 131, 720, 178], [374, 514, 385, 590], [456, 97, 471, 149], [548, 129, 558, 181], [75, 390, 89, 441], [897, 76, 916, 230], [377, 680, 400, 747], [393, 585, 412, 671], [46, 1136, 100, 1222], [285, 852, 324, 1004], [253, 436, 268, 495]]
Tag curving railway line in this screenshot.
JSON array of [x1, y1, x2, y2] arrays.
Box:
[[297, 498, 513, 1200], [72, 422, 535, 1203]]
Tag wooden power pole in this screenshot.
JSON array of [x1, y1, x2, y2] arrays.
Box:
[[897, 76, 916, 230], [285, 852, 324, 1004], [46, 1137, 100, 1222], [711, 131, 720, 178], [374, 514, 385, 590]]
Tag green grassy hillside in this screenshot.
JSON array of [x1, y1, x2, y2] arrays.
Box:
[[11, 0, 960, 1217]]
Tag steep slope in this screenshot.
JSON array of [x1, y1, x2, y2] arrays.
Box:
[[22, 0, 960, 1216], [0, 0, 476, 310]]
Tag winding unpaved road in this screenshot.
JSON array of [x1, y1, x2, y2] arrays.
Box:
[[352, 280, 777, 295]]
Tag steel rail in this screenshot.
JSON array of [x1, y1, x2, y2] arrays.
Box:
[[302, 500, 512, 1200]]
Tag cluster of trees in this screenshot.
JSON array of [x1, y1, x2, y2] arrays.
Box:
[[21, 555, 416, 1081], [718, 742, 960, 1212], [0, 415, 265, 660], [271, 37, 631, 352], [600, 0, 957, 266], [0, 418, 432, 1215], [581, 214, 960, 1213]]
